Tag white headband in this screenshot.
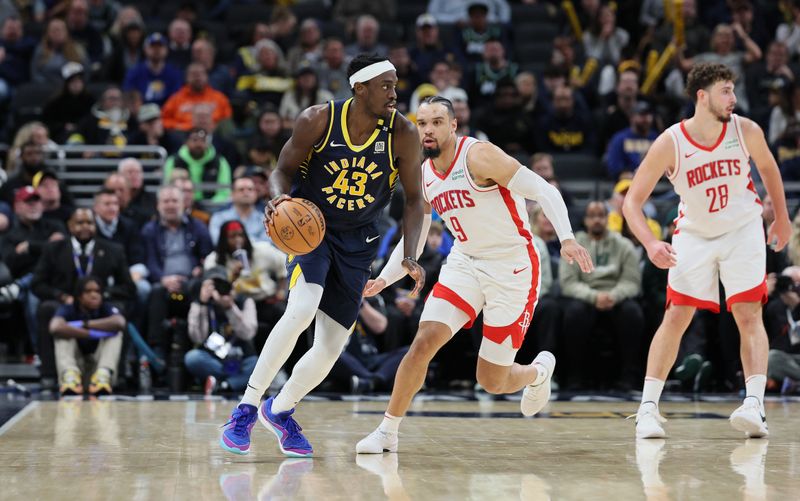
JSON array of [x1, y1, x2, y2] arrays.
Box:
[[349, 60, 397, 88]]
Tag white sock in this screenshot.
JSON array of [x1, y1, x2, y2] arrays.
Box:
[[640, 377, 665, 407], [378, 413, 402, 434], [239, 278, 323, 408], [745, 374, 767, 406]]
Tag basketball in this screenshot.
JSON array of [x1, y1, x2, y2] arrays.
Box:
[[268, 198, 326, 255]]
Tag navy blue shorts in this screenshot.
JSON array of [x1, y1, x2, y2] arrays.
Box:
[[287, 223, 381, 328]]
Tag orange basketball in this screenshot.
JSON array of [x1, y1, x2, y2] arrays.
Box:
[[268, 198, 326, 255]]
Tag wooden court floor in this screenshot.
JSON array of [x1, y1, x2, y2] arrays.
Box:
[[1, 398, 798, 500]]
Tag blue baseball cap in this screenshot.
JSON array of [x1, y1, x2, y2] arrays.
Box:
[[145, 32, 166, 47]]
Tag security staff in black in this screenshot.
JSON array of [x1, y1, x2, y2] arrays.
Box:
[[222, 54, 426, 458]]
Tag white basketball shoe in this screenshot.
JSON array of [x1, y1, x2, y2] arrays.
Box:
[[356, 428, 398, 454], [634, 402, 667, 439], [729, 397, 769, 438], [521, 351, 556, 417]]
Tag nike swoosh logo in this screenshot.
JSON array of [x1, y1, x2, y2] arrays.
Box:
[[685, 151, 698, 158], [425, 179, 436, 187], [366, 235, 380, 243], [330, 141, 346, 147], [513, 266, 528, 274]]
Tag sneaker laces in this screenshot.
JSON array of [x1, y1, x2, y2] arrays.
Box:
[[221, 408, 255, 437], [283, 415, 303, 437], [627, 406, 667, 423]]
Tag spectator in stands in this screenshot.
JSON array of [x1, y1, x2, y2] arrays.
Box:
[[607, 178, 661, 242], [599, 68, 640, 153], [32, 207, 135, 390], [409, 60, 464, 115], [191, 105, 241, 170], [515, 72, 542, 124], [233, 21, 273, 77], [779, 124, 800, 182], [246, 104, 289, 171], [409, 14, 455, 85], [161, 63, 232, 132], [345, 15, 387, 58], [41, 62, 94, 142], [775, 0, 800, 59], [6, 122, 58, 172], [286, 18, 322, 74], [93, 187, 149, 308], [105, 17, 144, 83], [67, 85, 133, 147], [141, 185, 212, 358], [535, 85, 595, 153], [428, 0, 510, 24], [31, 17, 89, 85], [235, 38, 292, 108], [679, 23, 762, 114], [104, 172, 145, 230], [87, 0, 119, 34], [767, 80, 799, 147], [33, 169, 73, 224], [208, 177, 268, 245], [531, 203, 561, 272], [559, 201, 644, 390], [65, 0, 104, 70], [166, 18, 192, 70], [764, 267, 800, 394], [163, 128, 232, 204], [0, 16, 36, 100], [191, 38, 234, 96], [241, 166, 270, 212], [184, 267, 258, 394], [172, 176, 210, 225], [108, 5, 144, 40], [117, 158, 156, 226], [333, 0, 396, 36], [747, 41, 794, 126], [0, 141, 47, 205], [127, 103, 180, 154], [458, 2, 508, 65], [204, 219, 287, 348], [471, 38, 518, 108], [1, 186, 66, 346], [529, 152, 574, 212], [387, 44, 419, 113], [475, 78, 531, 154], [50, 276, 126, 396], [731, 0, 770, 53], [605, 101, 658, 179], [123, 32, 183, 106], [582, 4, 629, 67], [279, 63, 334, 129], [317, 37, 350, 100], [653, 0, 708, 57]]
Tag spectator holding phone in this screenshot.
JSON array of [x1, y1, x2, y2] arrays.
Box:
[[184, 267, 258, 394], [49, 276, 126, 396]]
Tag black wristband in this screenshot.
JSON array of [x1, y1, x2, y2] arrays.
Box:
[[83, 319, 89, 329], [402, 256, 416, 264]]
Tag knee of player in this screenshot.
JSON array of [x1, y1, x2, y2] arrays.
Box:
[[475, 373, 505, 394], [409, 327, 447, 360], [732, 307, 764, 334]]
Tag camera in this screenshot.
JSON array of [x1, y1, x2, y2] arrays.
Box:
[[776, 275, 800, 294], [212, 277, 232, 296]]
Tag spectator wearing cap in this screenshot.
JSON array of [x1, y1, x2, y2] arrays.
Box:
[[123, 32, 183, 106], [235, 38, 292, 108], [163, 127, 232, 204], [208, 176, 269, 246], [67, 85, 133, 147], [605, 101, 658, 179], [278, 63, 334, 129], [117, 158, 157, 226], [31, 17, 89, 85], [427, 0, 510, 24], [33, 169, 74, 224], [746, 41, 795, 126], [0, 16, 36, 98], [458, 2, 509, 65], [65, 0, 104, 69], [247, 105, 289, 171], [42, 62, 95, 142], [106, 17, 144, 83], [286, 18, 323, 75], [345, 15, 388, 58], [191, 38, 234, 96], [166, 18, 192, 71], [161, 62, 232, 132], [317, 37, 351, 100], [409, 14, 456, 85], [128, 103, 181, 154]]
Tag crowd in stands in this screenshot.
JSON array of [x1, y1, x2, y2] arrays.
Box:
[[0, 0, 799, 397]]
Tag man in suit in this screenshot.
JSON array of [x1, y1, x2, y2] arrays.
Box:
[[32, 208, 136, 389]]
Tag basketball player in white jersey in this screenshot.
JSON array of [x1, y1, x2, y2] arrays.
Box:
[[623, 63, 792, 439], [356, 96, 594, 454]]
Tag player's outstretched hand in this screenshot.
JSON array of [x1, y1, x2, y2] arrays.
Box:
[[263, 194, 291, 235], [363, 278, 387, 297], [402, 258, 426, 298], [645, 240, 677, 269], [767, 216, 791, 252], [561, 239, 594, 273]]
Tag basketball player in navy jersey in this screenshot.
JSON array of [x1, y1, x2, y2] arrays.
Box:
[[220, 54, 428, 457]]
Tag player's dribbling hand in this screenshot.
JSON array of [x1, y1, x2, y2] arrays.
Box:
[[263, 194, 291, 234], [560, 239, 594, 273], [363, 278, 387, 297], [402, 259, 426, 298], [646, 240, 677, 269], [767, 216, 791, 252]]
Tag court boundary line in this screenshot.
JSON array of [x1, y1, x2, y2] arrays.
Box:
[[0, 401, 39, 437]]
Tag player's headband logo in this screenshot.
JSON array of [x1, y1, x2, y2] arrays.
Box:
[[349, 61, 397, 89]]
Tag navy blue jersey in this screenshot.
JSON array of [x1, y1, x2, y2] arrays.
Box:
[[292, 98, 399, 231]]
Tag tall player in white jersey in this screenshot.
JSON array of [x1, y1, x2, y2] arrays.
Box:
[[355, 96, 594, 454], [623, 63, 792, 439]]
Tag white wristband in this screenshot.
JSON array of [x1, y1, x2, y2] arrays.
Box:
[[378, 214, 432, 286]]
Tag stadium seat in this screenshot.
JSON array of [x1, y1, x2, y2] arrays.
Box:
[[10, 83, 57, 126], [510, 3, 556, 23], [551, 153, 604, 180]]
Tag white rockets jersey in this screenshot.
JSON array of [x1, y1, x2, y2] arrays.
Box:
[[665, 114, 762, 239], [422, 136, 533, 259]]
